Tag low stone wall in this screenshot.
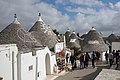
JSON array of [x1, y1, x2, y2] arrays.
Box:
[[95, 69, 120, 80]]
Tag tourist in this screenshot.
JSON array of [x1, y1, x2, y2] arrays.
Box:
[[117, 50, 120, 67], [74, 59, 77, 68], [79, 53, 84, 69], [91, 51, 96, 68], [109, 52, 113, 67], [105, 51, 109, 64], [112, 50, 116, 64], [96, 52, 100, 61], [66, 53, 69, 64], [84, 52, 90, 68], [115, 50, 119, 64], [70, 54, 76, 70]]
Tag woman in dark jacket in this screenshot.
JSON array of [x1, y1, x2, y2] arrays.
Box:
[[91, 51, 96, 68], [85, 52, 90, 68], [79, 54, 84, 69], [70, 54, 76, 70]]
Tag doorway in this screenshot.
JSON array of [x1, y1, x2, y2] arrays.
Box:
[[45, 53, 51, 75]]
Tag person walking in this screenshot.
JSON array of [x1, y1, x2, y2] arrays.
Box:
[[109, 52, 113, 67], [66, 53, 69, 64], [91, 51, 96, 68], [70, 54, 76, 70], [115, 50, 119, 64], [112, 50, 116, 64], [105, 51, 109, 64], [84, 52, 90, 68], [79, 53, 84, 69]]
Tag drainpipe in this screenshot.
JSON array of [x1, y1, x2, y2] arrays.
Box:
[[17, 52, 21, 80], [35, 57, 38, 80], [12, 51, 15, 80]]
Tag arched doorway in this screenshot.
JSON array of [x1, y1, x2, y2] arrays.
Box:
[[45, 53, 51, 75]]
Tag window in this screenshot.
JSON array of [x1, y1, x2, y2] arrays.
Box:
[[29, 65, 33, 71], [38, 72, 39, 77]]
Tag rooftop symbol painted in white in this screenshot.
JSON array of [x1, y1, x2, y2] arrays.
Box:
[[70, 39, 76, 42], [88, 40, 99, 44]]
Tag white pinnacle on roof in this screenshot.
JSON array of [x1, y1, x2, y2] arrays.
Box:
[[72, 31, 75, 34], [85, 32, 88, 34], [91, 27, 96, 30], [38, 13, 43, 22], [67, 29, 70, 32], [112, 31, 114, 34], [12, 14, 20, 24]]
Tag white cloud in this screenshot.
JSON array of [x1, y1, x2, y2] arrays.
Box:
[[0, 0, 70, 32], [55, 0, 64, 4], [65, 6, 120, 36], [115, 1, 120, 10], [109, 2, 114, 9], [73, 0, 104, 7], [66, 6, 97, 14], [0, 0, 120, 37], [56, 0, 105, 7]]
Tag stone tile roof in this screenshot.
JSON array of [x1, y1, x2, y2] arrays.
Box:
[[82, 27, 109, 52], [0, 14, 42, 51], [29, 13, 58, 49], [107, 33, 120, 45]]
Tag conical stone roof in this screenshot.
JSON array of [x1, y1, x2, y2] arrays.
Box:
[[0, 14, 42, 51], [29, 13, 44, 32], [29, 13, 58, 49], [67, 32, 81, 49], [107, 33, 119, 44], [82, 27, 108, 52]]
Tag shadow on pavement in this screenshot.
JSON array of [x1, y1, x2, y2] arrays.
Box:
[[74, 64, 110, 80]]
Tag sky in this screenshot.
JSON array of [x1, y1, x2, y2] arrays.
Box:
[[0, 0, 120, 37]]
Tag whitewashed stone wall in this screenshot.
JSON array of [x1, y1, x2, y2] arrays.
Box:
[[0, 44, 18, 80]]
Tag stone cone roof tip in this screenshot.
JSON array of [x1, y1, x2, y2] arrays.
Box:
[[91, 27, 96, 30], [38, 13, 43, 22], [85, 32, 88, 34], [12, 14, 20, 24], [70, 32, 77, 39], [65, 29, 71, 35], [67, 29, 70, 32], [29, 13, 45, 32], [112, 31, 114, 34], [72, 31, 75, 34]]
